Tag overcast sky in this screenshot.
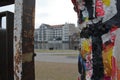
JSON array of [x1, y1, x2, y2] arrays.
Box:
[[0, 0, 77, 28]]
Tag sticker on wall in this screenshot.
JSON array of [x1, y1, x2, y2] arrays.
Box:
[[79, 37, 93, 80], [102, 0, 110, 6], [102, 0, 117, 22], [96, 0, 105, 17], [102, 26, 118, 80]]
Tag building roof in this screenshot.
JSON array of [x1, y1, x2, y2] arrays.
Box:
[[0, 0, 14, 7], [51, 24, 64, 28], [41, 24, 64, 29], [42, 24, 51, 27]]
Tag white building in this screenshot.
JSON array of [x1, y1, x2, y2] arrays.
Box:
[[34, 23, 80, 49]]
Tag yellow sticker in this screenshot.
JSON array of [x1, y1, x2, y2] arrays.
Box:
[[82, 39, 90, 53], [102, 0, 110, 6], [102, 43, 113, 76]]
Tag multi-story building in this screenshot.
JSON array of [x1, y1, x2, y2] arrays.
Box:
[[34, 29, 40, 49], [34, 23, 80, 50]]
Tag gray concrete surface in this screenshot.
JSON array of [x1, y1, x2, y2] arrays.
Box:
[[35, 52, 78, 64]]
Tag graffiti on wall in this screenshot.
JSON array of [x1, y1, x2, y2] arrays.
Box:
[[71, 0, 120, 80]]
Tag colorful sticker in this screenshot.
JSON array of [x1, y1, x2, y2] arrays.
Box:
[[96, 0, 105, 17], [102, 38, 113, 77], [81, 38, 92, 57], [80, 38, 92, 79], [102, 26, 118, 79], [102, 0, 117, 22], [102, 0, 110, 6], [110, 26, 118, 80]]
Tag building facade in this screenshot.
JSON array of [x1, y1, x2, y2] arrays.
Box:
[[34, 23, 80, 50]]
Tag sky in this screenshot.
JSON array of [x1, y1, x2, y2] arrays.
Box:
[[0, 0, 77, 28]]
